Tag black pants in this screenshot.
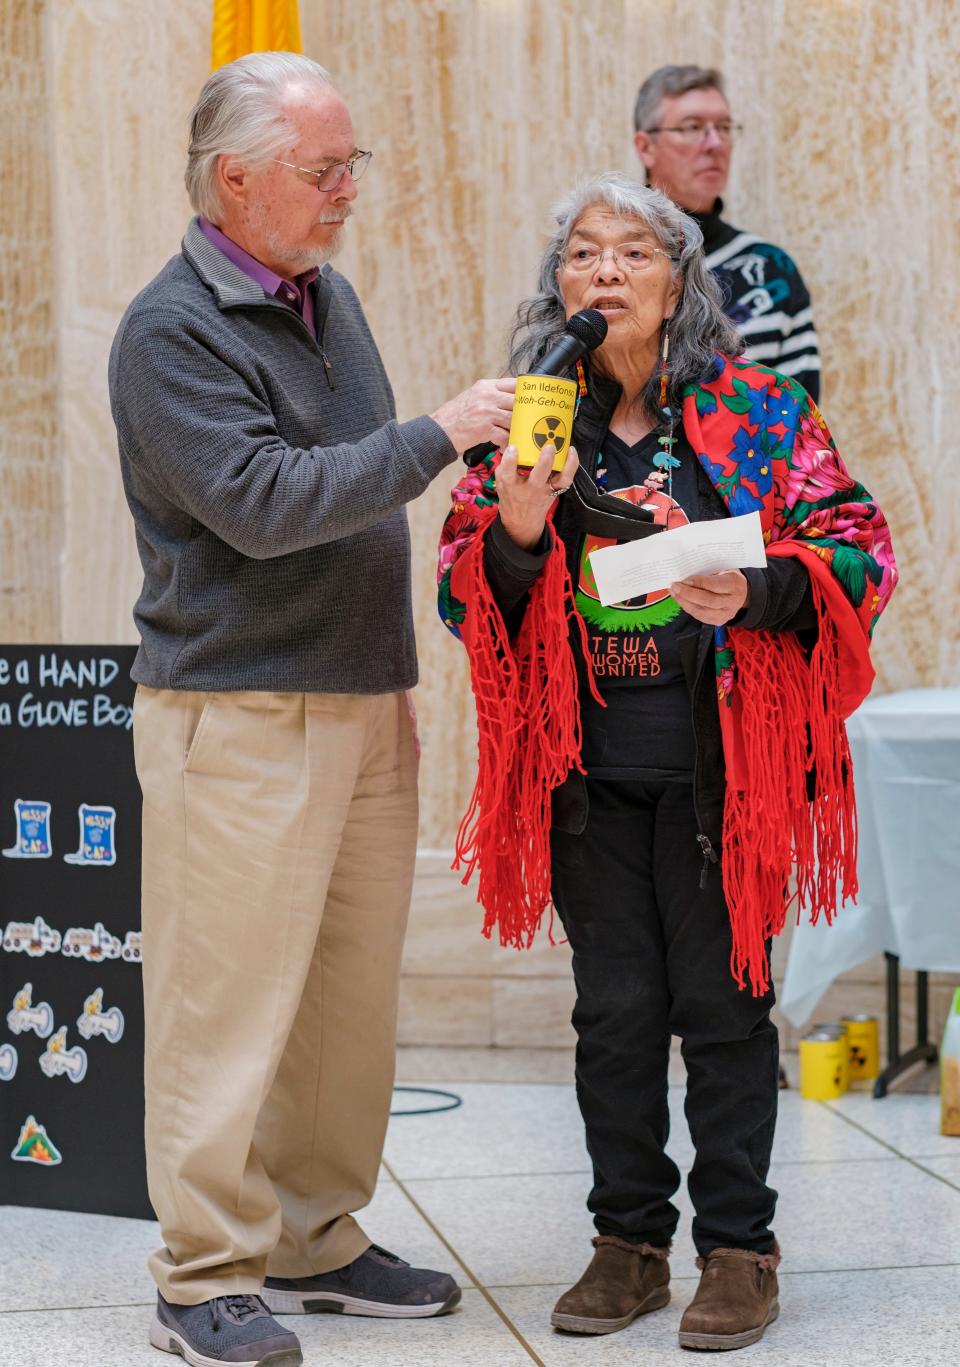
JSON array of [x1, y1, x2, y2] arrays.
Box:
[[551, 776, 779, 1257]]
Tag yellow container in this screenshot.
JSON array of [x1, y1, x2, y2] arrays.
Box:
[[509, 374, 577, 471], [842, 1013, 879, 1082], [799, 1025, 849, 1100]]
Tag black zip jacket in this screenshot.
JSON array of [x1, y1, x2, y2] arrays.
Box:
[[480, 368, 816, 864]]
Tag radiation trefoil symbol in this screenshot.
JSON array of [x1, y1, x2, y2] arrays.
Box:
[[532, 415, 567, 454]]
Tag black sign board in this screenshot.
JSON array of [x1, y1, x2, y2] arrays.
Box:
[[0, 646, 152, 1218]]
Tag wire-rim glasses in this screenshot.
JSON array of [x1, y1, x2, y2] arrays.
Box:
[[560, 241, 675, 274], [273, 150, 373, 192], [645, 120, 742, 145]]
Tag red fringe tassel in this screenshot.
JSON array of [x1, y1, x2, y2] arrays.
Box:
[[721, 576, 858, 995], [454, 520, 602, 949], [457, 541, 857, 991]]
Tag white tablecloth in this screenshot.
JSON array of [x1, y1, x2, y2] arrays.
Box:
[[780, 688, 960, 1027]]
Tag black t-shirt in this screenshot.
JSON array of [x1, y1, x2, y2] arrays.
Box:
[[575, 429, 699, 776]]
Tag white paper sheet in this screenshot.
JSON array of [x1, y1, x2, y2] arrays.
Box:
[[588, 511, 767, 607]]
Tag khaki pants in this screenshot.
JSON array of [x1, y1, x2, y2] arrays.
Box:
[[134, 687, 419, 1304]]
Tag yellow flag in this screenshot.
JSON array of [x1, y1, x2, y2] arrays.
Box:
[[211, 0, 302, 70]]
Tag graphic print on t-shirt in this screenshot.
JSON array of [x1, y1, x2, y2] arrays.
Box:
[[575, 424, 700, 686]]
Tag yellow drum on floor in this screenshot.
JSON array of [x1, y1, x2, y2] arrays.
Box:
[[842, 1013, 880, 1082], [799, 1025, 849, 1100]]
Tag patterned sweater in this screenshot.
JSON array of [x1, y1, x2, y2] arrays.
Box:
[[694, 199, 821, 401]]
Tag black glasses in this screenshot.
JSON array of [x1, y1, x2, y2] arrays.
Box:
[[646, 121, 742, 145], [272, 150, 373, 192]]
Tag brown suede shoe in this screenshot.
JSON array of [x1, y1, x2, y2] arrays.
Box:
[[678, 1243, 780, 1351], [551, 1236, 671, 1335]]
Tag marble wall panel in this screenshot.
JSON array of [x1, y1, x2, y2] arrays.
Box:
[[397, 973, 494, 1046], [0, 0, 61, 640], [45, 0, 210, 642]]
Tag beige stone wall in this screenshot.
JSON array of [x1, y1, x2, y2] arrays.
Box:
[[1, 0, 61, 640], [45, 0, 210, 642], [2, 0, 958, 1045]]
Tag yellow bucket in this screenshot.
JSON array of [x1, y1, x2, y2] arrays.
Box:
[[799, 1025, 849, 1100], [842, 1013, 880, 1082]]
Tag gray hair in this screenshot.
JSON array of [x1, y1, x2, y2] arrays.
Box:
[[633, 64, 726, 132], [186, 51, 333, 220], [507, 173, 741, 423]]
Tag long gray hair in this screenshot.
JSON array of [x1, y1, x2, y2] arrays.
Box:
[[507, 172, 741, 422]]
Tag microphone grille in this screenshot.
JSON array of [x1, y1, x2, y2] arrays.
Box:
[[566, 308, 608, 351]]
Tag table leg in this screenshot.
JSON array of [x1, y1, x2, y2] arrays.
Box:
[[917, 969, 929, 1045], [873, 954, 939, 1098], [886, 951, 899, 1064]]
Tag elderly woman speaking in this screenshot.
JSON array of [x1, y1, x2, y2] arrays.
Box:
[[438, 174, 896, 1351]]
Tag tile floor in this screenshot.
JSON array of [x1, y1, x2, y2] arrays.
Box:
[[2, 1048, 959, 1367]]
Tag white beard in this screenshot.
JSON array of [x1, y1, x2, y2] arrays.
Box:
[[259, 211, 350, 272], [271, 229, 345, 270]]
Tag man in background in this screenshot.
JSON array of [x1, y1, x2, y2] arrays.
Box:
[[634, 64, 821, 399], [110, 50, 514, 1367]]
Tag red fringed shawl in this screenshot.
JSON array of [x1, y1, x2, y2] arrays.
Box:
[[437, 361, 898, 994], [452, 509, 603, 950]]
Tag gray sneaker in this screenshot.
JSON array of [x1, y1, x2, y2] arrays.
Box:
[[262, 1244, 461, 1319], [149, 1293, 302, 1366]]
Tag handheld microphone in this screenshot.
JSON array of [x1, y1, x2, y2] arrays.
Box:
[[529, 307, 608, 378], [463, 308, 608, 467]]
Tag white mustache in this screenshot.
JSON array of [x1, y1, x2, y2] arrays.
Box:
[[316, 210, 352, 226]]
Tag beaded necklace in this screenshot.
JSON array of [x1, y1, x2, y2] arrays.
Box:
[[653, 328, 681, 499], [575, 355, 681, 500]]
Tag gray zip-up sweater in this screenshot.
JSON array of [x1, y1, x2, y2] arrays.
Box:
[[108, 218, 456, 693]]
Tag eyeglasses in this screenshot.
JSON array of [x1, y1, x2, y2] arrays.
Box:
[[272, 150, 373, 192], [646, 120, 742, 144], [560, 241, 674, 274]]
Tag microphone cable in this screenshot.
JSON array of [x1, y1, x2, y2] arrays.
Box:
[[390, 1085, 463, 1117]]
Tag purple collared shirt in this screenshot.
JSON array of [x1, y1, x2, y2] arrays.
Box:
[[198, 218, 318, 335]]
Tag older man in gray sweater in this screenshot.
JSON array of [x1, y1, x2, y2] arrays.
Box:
[[109, 52, 512, 1367]]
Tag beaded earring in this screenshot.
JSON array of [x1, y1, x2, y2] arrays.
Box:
[[653, 320, 681, 498], [575, 358, 588, 417]]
